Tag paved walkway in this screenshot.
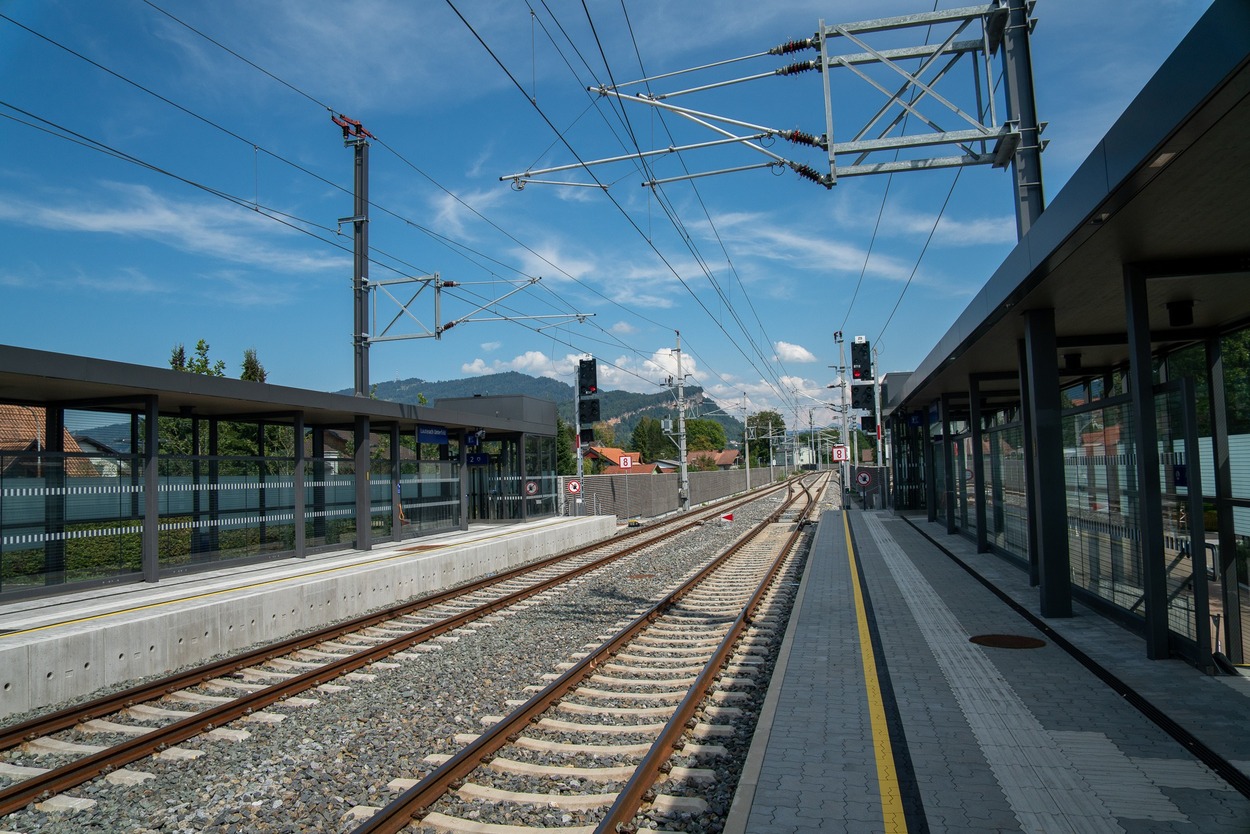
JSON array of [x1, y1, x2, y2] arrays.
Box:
[[726, 508, 1250, 833]]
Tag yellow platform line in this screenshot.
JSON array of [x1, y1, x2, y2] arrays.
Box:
[[844, 510, 908, 833]]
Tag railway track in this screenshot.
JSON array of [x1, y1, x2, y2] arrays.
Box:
[[0, 479, 807, 822], [352, 474, 827, 834]]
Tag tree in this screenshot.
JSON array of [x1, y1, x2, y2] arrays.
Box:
[[593, 422, 616, 448], [556, 417, 576, 475], [747, 410, 786, 467], [685, 418, 726, 452], [170, 339, 226, 377], [627, 417, 668, 463], [240, 348, 267, 383]]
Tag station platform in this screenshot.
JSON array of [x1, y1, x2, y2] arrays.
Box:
[[725, 508, 1250, 833], [0, 515, 615, 721]]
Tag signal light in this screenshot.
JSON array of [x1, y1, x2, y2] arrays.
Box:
[[578, 358, 598, 396], [851, 340, 871, 381], [579, 398, 600, 424]]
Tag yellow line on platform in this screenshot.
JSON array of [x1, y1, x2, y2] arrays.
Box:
[[844, 510, 908, 833], [0, 527, 522, 639]]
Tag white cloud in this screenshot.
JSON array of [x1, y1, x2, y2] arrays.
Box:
[[0, 183, 342, 275], [774, 341, 816, 362], [480, 341, 501, 352]]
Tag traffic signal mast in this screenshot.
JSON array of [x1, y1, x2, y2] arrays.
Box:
[[574, 358, 599, 506]]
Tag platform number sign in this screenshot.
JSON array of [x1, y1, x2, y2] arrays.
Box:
[[567, 479, 581, 494], [620, 455, 633, 469]]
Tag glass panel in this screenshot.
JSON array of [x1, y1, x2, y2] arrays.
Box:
[[157, 454, 297, 568], [524, 435, 557, 518], [985, 423, 1028, 558], [399, 460, 459, 535], [1155, 389, 1200, 642], [1, 450, 144, 592], [960, 434, 976, 534], [1, 405, 144, 593], [1226, 506, 1250, 659], [305, 456, 356, 549], [1064, 401, 1142, 609]]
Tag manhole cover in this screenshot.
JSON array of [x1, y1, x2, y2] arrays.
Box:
[[969, 634, 1047, 649]]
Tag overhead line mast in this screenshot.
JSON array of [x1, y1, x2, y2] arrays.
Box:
[[501, 0, 1044, 224]]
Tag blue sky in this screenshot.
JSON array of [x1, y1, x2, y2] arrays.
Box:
[[0, 0, 1211, 427]]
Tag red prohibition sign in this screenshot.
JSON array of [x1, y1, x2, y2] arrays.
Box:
[[567, 480, 582, 494]]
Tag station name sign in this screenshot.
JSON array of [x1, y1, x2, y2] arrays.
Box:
[[418, 425, 449, 445]]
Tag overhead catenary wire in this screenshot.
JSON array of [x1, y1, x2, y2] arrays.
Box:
[[138, 0, 685, 376], [446, 0, 797, 409], [531, 1, 800, 409], [4, 5, 665, 378]]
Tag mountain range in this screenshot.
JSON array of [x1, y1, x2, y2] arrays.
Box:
[[345, 372, 745, 443]]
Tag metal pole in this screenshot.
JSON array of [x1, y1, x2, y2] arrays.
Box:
[[675, 332, 690, 511], [837, 334, 849, 499], [743, 392, 751, 491], [1002, 0, 1045, 236], [574, 364, 584, 516], [349, 134, 371, 397]]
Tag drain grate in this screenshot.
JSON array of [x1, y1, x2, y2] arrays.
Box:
[[969, 633, 1047, 649]]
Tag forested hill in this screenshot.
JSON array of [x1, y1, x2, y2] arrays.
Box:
[[342, 372, 743, 441]]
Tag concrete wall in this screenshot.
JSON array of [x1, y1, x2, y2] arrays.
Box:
[[565, 468, 770, 518], [0, 516, 614, 720]]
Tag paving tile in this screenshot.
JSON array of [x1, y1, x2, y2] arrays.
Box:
[[728, 510, 1250, 834]]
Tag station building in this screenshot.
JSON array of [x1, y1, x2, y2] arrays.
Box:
[[885, 0, 1249, 670], [0, 344, 560, 602]]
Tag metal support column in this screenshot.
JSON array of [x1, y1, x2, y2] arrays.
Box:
[[345, 131, 371, 398], [1125, 267, 1169, 657], [389, 424, 401, 541], [1017, 339, 1039, 585], [354, 415, 371, 551], [142, 396, 160, 583], [1002, 0, 1045, 236], [970, 376, 989, 552], [43, 405, 66, 585], [293, 412, 306, 557], [458, 432, 470, 531], [1024, 308, 1072, 617], [940, 393, 956, 534], [924, 403, 938, 523]]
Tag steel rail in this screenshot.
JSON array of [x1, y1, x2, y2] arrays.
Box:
[[351, 478, 816, 834], [596, 477, 821, 832], [0, 482, 785, 755], [0, 484, 791, 818]]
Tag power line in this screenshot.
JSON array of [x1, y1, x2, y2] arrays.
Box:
[[875, 167, 962, 346]]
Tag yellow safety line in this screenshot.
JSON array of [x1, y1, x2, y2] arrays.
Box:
[[844, 510, 908, 833], [0, 526, 527, 639]]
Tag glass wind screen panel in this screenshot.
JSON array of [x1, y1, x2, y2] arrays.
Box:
[[1157, 391, 1201, 642], [984, 425, 1028, 559], [1063, 402, 1142, 609]]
